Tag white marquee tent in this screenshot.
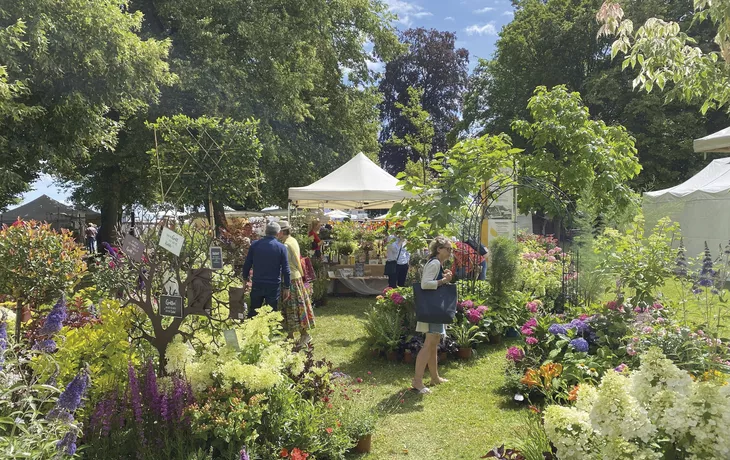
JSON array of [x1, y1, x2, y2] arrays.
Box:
[[694, 126, 730, 153], [643, 157, 730, 257], [288, 153, 413, 209]]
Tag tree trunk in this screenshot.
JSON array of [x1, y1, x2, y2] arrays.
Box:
[[98, 170, 122, 250], [213, 200, 229, 236]]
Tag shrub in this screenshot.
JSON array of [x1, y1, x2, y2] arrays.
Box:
[[489, 236, 520, 301]]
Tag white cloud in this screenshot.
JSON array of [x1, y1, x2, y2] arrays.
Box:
[[502, 10, 514, 16], [366, 59, 385, 74], [445, 16, 455, 21], [474, 7, 494, 13], [465, 23, 497, 35], [384, 0, 431, 26]]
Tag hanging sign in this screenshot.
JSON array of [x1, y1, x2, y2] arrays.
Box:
[[186, 268, 212, 316], [162, 271, 180, 296], [160, 295, 183, 318], [210, 246, 224, 270], [159, 227, 184, 256], [123, 234, 146, 263]]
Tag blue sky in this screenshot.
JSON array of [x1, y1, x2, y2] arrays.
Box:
[[17, 0, 514, 209]]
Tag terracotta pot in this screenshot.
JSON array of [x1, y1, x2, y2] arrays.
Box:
[[354, 433, 372, 453], [456, 347, 473, 360], [489, 333, 503, 344], [386, 350, 398, 361], [403, 349, 414, 364], [438, 351, 448, 363]]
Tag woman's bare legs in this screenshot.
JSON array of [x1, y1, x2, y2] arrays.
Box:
[[413, 333, 441, 392]]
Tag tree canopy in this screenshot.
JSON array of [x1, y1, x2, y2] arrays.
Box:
[[378, 28, 469, 174]]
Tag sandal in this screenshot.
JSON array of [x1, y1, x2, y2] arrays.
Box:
[[412, 386, 431, 394]]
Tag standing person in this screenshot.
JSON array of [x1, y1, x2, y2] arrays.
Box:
[[412, 236, 453, 394], [277, 221, 316, 345], [308, 219, 322, 259], [242, 221, 291, 317], [385, 229, 410, 288], [85, 223, 97, 253]]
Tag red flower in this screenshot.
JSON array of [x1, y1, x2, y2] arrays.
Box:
[[356, 377, 363, 383], [326, 427, 333, 434], [290, 448, 309, 460], [280, 448, 289, 457]]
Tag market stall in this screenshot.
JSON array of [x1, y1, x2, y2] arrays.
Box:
[[288, 152, 413, 294]]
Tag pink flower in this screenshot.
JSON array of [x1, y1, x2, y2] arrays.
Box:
[[634, 306, 643, 313], [526, 302, 538, 313], [476, 305, 488, 314], [655, 317, 665, 324], [524, 318, 537, 328], [466, 309, 482, 324], [579, 314, 589, 321], [383, 287, 393, 294], [460, 300, 474, 309], [525, 337, 538, 345], [520, 325, 535, 336], [506, 346, 525, 362], [390, 292, 405, 305], [606, 301, 617, 311], [627, 346, 637, 356], [642, 326, 654, 334], [697, 329, 705, 336], [652, 302, 664, 310]]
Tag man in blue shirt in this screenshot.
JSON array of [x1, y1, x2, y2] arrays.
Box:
[[242, 221, 291, 316]]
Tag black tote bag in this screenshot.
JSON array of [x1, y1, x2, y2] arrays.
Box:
[[412, 283, 457, 324]]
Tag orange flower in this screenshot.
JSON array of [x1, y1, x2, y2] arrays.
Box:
[[290, 448, 309, 460], [326, 427, 333, 434], [540, 363, 563, 380], [568, 384, 580, 402], [529, 405, 541, 414], [520, 368, 541, 388], [280, 448, 289, 457]]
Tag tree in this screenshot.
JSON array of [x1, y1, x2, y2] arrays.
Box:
[[379, 28, 469, 174], [598, 0, 730, 114], [512, 86, 642, 237], [385, 86, 435, 183], [0, 0, 174, 215], [148, 115, 263, 230]]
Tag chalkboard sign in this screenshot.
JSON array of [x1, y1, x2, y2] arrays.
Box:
[[210, 246, 224, 269], [123, 234, 146, 262], [160, 295, 183, 318], [354, 262, 365, 277]]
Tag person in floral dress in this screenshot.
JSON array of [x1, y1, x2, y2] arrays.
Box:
[[277, 221, 315, 345]]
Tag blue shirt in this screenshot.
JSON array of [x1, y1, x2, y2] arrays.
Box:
[[386, 236, 410, 265], [242, 237, 291, 288]]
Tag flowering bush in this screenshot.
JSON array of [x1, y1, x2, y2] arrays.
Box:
[[517, 234, 565, 303], [365, 287, 415, 354], [544, 348, 730, 459]]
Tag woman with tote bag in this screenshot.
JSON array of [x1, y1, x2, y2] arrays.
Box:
[[411, 236, 454, 394]]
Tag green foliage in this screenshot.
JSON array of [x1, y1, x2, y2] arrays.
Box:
[[386, 86, 435, 183], [148, 115, 262, 207], [512, 86, 642, 221], [364, 307, 404, 353], [448, 321, 487, 348], [391, 134, 516, 252], [595, 216, 680, 304], [0, 220, 86, 309], [489, 237, 521, 300], [32, 298, 137, 400]]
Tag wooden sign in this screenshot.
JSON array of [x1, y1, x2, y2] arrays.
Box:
[[210, 246, 224, 270], [186, 268, 212, 316], [160, 295, 183, 318], [229, 287, 247, 320], [122, 234, 146, 262], [159, 227, 184, 256], [223, 329, 240, 350], [354, 262, 365, 277]]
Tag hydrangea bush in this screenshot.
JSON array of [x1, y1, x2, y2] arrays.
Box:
[[544, 348, 730, 459]]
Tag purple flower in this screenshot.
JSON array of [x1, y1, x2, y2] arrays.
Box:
[[524, 318, 538, 328], [614, 363, 629, 373], [143, 360, 161, 415], [568, 319, 590, 336], [390, 292, 405, 305], [127, 363, 145, 446], [548, 323, 567, 335], [38, 296, 67, 336], [56, 430, 78, 456], [525, 336, 538, 346], [466, 309, 482, 324], [0, 316, 7, 351], [160, 394, 170, 423], [697, 242, 714, 287], [48, 369, 90, 422], [460, 300, 474, 309], [476, 305, 488, 314], [240, 447, 250, 460], [32, 339, 58, 353], [569, 338, 589, 353], [506, 346, 524, 362]]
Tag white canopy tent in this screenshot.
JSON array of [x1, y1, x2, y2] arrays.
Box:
[[694, 126, 730, 153], [288, 152, 413, 210], [643, 157, 730, 257]]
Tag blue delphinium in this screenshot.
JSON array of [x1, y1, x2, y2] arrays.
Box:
[[38, 295, 67, 336], [548, 323, 567, 335], [240, 447, 250, 460], [56, 430, 78, 456], [673, 239, 688, 277], [569, 338, 589, 352], [0, 314, 7, 372], [698, 242, 714, 287]]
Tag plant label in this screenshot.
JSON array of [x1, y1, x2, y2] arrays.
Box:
[[159, 227, 184, 256], [354, 262, 365, 277], [210, 246, 224, 269], [122, 234, 146, 262], [160, 295, 183, 318], [223, 329, 240, 350]]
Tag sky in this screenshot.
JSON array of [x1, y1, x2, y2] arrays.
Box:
[[15, 0, 514, 210]]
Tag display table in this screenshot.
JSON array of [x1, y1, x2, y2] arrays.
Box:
[[327, 263, 388, 295]]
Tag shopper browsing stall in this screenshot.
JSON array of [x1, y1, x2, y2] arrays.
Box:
[[277, 221, 315, 346], [241, 221, 291, 316], [385, 228, 410, 288]]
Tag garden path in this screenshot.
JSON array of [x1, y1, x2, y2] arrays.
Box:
[[312, 298, 527, 459]]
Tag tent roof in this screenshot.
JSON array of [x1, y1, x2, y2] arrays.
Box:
[[1, 195, 100, 224], [694, 126, 730, 153], [288, 153, 412, 209], [644, 158, 730, 203]]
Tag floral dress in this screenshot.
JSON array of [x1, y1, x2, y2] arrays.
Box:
[[282, 236, 315, 332]]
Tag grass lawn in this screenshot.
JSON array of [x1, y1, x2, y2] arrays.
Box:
[[656, 279, 730, 337], [311, 297, 528, 460]]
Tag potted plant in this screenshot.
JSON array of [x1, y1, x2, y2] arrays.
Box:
[[347, 407, 378, 453], [486, 309, 512, 344], [448, 321, 487, 359], [363, 307, 404, 360]]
